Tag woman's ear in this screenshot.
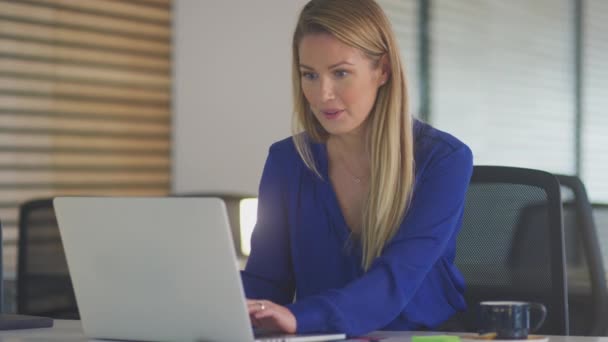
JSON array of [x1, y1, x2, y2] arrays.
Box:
[[378, 54, 390, 86]]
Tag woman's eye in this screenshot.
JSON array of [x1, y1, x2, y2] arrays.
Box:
[[334, 70, 348, 78], [301, 72, 317, 80]]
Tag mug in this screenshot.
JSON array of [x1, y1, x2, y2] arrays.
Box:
[[478, 301, 547, 339]]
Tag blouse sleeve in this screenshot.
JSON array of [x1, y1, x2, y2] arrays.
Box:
[[240, 145, 295, 305], [287, 144, 473, 336]]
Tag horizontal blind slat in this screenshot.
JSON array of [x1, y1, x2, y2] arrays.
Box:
[[0, 170, 170, 184], [0, 38, 170, 71], [0, 21, 170, 55], [0, 1, 170, 40], [0, 77, 169, 103], [122, 0, 171, 8], [0, 152, 169, 168], [0, 133, 170, 151], [0, 59, 170, 87], [0, 188, 170, 203], [0, 113, 169, 135], [22, 0, 171, 22], [0, 94, 169, 118]]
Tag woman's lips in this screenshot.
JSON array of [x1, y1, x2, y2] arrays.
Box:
[[321, 109, 344, 120]]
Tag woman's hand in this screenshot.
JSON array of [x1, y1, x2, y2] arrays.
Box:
[[247, 299, 297, 334]]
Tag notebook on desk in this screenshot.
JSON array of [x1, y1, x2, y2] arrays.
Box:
[[54, 197, 345, 342]]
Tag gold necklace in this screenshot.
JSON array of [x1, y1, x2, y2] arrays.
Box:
[[337, 153, 366, 184]]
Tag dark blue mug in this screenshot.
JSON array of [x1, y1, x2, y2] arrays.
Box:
[[478, 301, 547, 339]]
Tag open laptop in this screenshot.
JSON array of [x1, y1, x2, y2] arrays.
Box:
[[54, 197, 345, 342]]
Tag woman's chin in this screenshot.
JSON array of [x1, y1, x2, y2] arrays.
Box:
[[318, 120, 368, 138], [320, 125, 359, 137]]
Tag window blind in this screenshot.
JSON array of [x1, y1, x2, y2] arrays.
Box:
[[0, 0, 172, 277], [430, 0, 576, 175], [582, 0, 608, 203], [581, 0, 608, 270]]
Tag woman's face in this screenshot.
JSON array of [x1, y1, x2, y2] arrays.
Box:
[[298, 33, 387, 138]]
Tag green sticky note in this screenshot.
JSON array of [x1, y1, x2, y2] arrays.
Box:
[[412, 335, 461, 342]]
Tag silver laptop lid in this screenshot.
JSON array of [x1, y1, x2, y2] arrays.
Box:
[[54, 197, 254, 342]]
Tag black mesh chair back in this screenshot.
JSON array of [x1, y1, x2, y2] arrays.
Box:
[[17, 198, 79, 319], [453, 166, 568, 335], [556, 175, 608, 336], [0, 219, 4, 312]]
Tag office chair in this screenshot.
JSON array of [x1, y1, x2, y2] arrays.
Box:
[[447, 166, 568, 335], [0, 219, 4, 312], [17, 198, 79, 319], [556, 175, 608, 336], [0, 218, 53, 329]]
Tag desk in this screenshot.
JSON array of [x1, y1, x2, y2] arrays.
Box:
[[0, 320, 83, 341], [1, 320, 607, 342]]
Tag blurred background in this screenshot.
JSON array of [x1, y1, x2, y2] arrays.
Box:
[[0, 0, 606, 317]]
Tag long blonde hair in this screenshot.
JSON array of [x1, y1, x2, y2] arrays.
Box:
[[291, 0, 415, 270]]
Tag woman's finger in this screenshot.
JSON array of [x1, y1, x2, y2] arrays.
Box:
[[247, 300, 270, 314], [254, 316, 281, 332], [254, 307, 277, 320], [247, 300, 259, 308]]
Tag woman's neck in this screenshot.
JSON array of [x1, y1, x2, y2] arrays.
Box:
[[327, 123, 369, 157], [329, 135, 365, 157], [327, 128, 370, 177]]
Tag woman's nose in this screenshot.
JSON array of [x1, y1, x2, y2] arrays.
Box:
[[320, 78, 335, 102]]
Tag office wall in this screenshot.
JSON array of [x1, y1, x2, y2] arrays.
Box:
[[173, 1, 308, 195]]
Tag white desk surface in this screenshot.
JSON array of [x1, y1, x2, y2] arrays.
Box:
[[0, 320, 84, 341], [0, 320, 607, 342]]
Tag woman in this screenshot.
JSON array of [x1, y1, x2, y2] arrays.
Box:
[[242, 0, 473, 336]]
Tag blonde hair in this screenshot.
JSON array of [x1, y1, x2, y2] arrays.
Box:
[[291, 0, 415, 270]]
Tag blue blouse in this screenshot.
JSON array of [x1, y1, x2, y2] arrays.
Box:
[[241, 119, 473, 336]]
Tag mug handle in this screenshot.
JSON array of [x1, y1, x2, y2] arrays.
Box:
[[530, 303, 547, 333]]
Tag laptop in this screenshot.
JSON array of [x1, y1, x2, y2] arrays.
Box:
[[54, 197, 345, 342]]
